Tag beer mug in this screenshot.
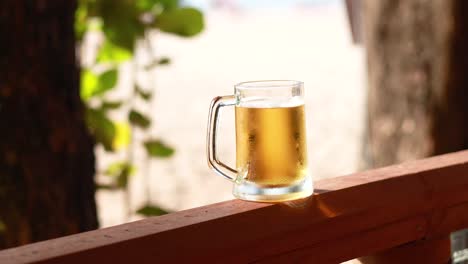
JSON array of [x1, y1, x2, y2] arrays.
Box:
[[207, 80, 313, 202]]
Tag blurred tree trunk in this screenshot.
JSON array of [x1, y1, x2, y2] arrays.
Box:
[[0, 0, 98, 248], [363, 0, 468, 168]]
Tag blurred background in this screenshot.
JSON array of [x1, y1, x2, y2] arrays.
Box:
[[1, 0, 468, 257], [96, 0, 365, 227]]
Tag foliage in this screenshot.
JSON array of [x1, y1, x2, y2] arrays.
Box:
[[137, 204, 169, 216], [85, 107, 116, 151], [76, 0, 204, 219], [80, 69, 118, 100], [104, 161, 136, 188], [144, 140, 175, 157], [129, 110, 151, 129], [155, 8, 204, 37]]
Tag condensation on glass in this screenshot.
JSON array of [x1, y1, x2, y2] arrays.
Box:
[[207, 80, 313, 202]]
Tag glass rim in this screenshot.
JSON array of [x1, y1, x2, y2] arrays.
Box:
[[235, 80, 303, 90]]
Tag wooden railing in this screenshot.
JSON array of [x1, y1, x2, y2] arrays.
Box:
[[1, 150, 468, 264]]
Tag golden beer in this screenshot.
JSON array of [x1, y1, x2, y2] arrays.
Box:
[[208, 80, 312, 202], [235, 104, 308, 187]]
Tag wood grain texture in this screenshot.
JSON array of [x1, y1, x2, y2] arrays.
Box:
[[1, 150, 468, 263]]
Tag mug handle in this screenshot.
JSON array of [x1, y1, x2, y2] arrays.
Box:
[[207, 95, 238, 181]]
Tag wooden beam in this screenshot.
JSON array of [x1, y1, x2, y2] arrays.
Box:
[[1, 150, 468, 264]]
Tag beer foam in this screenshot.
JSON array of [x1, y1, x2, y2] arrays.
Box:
[[239, 96, 304, 108]]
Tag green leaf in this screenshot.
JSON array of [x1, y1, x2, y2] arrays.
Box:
[[136, 204, 169, 216], [75, 2, 103, 40], [99, 69, 118, 92], [113, 122, 131, 149], [136, 0, 157, 12], [158, 57, 171, 65], [85, 108, 116, 151], [104, 162, 136, 189], [116, 167, 130, 188], [106, 162, 136, 177], [104, 24, 142, 51], [100, 0, 144, 50], [105, 162, 126, 176], [159, 0, 179, 10], [135, 85, 152, 100], [129, 110, 151, 129], [96, 183, 118, 190], [144, 57, 171, 70], [80, 69, 118, 100], [75, 1, 88, 41], [136, 0, 179, 12], [101, 100, 123, 111], [155, 7, 204, 37], [144, 140, 174, 158], [97, 40, 132, 63], [80, 69, 99, 100], [87, 18, 104, 31]]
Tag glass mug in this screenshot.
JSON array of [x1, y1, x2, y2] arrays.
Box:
[[207, 80, 313, 202]]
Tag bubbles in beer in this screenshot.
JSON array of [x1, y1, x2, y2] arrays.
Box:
[[235, 102, 308, 187]]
